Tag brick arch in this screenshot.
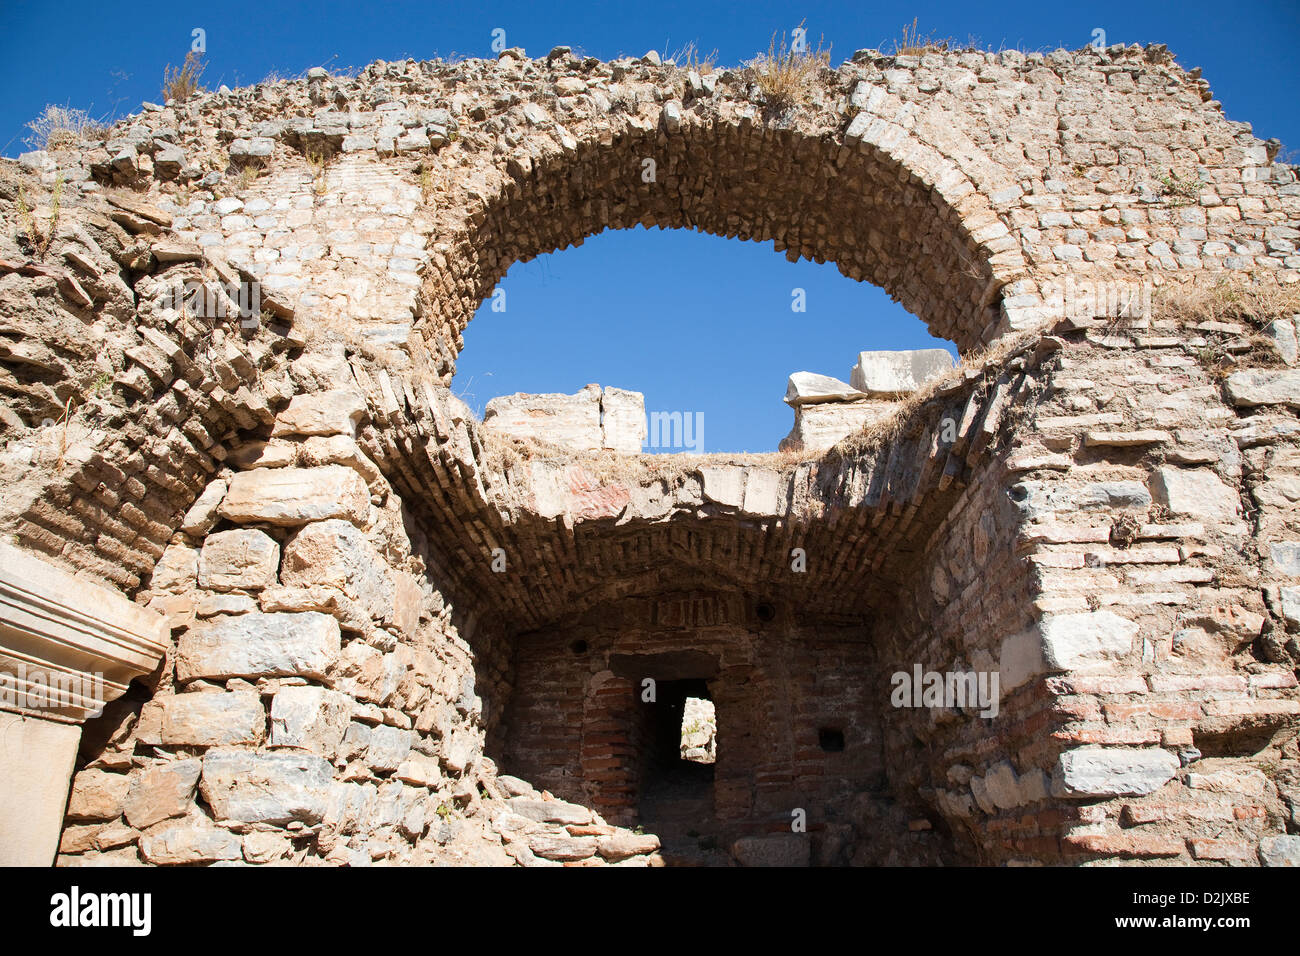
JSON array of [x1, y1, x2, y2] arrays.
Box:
[[418, 101, 1034, 381]]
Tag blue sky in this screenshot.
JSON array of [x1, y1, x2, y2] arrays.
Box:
[[2, 1, 1296, 452]]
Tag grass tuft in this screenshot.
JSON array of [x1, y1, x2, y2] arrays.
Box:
[[746, 21, 830, 108]]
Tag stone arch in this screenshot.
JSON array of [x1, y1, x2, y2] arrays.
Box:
[[418, 98, 1033, 383]]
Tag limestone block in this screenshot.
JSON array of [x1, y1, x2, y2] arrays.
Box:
[[219, 465, 370, 527], [780, 400, 895, 452], [150, 542, 198, 591], [598, 830, 661, 861], [508, 797, 593, 825], [1040, 610, 1138, 670], [198, 528, 280, 591], [1224, 369, 1300, 408], [1259, 835, 1300, 867], [200, 748, 334, 825], [365, 724, 413, 772], [601, 386, 646, 453], [698, 465, 745, 507], [123, 759, 202, 829], [270, 685, 354, 756], [731, 833, 811, 867], [0, 713, 80, 864], [160, 691, 266, 747], [271, 388, 367, 438], [176, 611, 341, 683], [527, 832, 598, 861], [1149, 466, 1239, 521], [395, 751, 443, 788], [280, 519, 393, 621], [483, 384, 602, 451], [66, 769, 130, 820], [742, 468, 782, 516], [784, 372, 863, 405], [850, 348, 953, 395], [1052, 746, 1179, 798], [181, 479, 227, 535], [139, 819, 242, 865]]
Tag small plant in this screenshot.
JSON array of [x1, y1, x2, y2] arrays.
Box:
[[419, 166, 435, 203], [305, 147, 331, 196], [162, 51, 206, 103], [1158, 169, 1202, 206], [668, 41, 717, 74], [887, 18, 957, 56], [24, 105, 108, 151], [435, 803, 452, 820], [16, 175, 64, 260], [236, 164, 264, 191], [90, 371, 113, 394], [746, 21, 830, 109]]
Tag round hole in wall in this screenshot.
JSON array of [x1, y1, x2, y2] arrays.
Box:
[[570, 639, 588, 655], [755, 603, 776, 622]]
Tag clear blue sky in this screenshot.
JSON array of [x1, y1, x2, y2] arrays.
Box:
[[3, 1, 1296, 452]]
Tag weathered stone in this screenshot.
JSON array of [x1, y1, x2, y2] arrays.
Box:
[[219, 466, 370, 527], [731, 833, 811, 867], [200, 748, 334, 825], [484, 384, 602, 451], [850, 349, 953, 395], [527, 831, 598, 861], [1149, 466, 1239, 521], [1052, 746, 1179, 798], [123, 759, 202, 829], [176, 611, 341, 683], [508, 796, 593, 826], [270, 685, 353, 756], [784, 371, 864, 405], [160, 691, 266, 747], [139, 820, 242, 865], [198, 529, 280, 591], [597, 830, 661, 861], [1258, 834, 1300, 867], [271, 389, 367, 438], [280, 520, 393, 620], [601, 386, 646, 453], [366, 724, 413, 772], [1224, 369, 1300, 408], [66, 770, 130, 821], [1040, 611, 1138, 670]]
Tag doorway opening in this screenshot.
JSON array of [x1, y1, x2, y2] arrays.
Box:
[[637, 678, 725, 865]]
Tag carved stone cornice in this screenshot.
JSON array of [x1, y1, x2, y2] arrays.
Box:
[[0, 543, 169, 722]]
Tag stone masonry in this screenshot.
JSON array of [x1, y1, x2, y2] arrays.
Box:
[[0, 40, 1297, 866]]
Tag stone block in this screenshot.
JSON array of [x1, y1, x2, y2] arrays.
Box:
[[270, 685, 354, 756], [784, 371, 863, 405], [601, 386, 646, 453], [139, 821, 242, 865], [200, 748, 334, 825], [280, 519, 393, 621], [731, 833, 811, 867], [850, 348, 954, 396], [1224, 369, 1300, 408], [219, 465, 370, 527], [176, 611, 341, 683], [1149, 466, 1239, 522], [198, 528, 280, 591], [271, 389, 367, 438], [1040, 610, 1138, 670], [160, 691, 266, 747], [1259, 834, 1300, 867], [483, 384, 602, 451], [1052, 746, 1179, 797], [123, 759, 202, 829]]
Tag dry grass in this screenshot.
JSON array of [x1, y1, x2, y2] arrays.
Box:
[[746, 21, 831, 108], [886, 18, 959, 56], [668, 41, 717, 74], [1151, 276, 1300, 328], [23, 105, 108, 151], [305, 148, 331, 196], [834, 331, 1037, 458], [162, 51, 206, 103], [16, 176, 63, 260]]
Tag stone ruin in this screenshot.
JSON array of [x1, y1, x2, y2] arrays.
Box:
[[0, 40, 1298, 868]]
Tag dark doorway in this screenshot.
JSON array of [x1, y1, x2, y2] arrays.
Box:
[[637, 678, 726, 865]]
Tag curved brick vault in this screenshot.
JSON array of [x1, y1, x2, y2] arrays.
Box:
[[0, 41, 1298, 867]]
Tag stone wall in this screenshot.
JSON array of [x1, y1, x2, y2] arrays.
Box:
[[0, 41, 1297, 866]]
